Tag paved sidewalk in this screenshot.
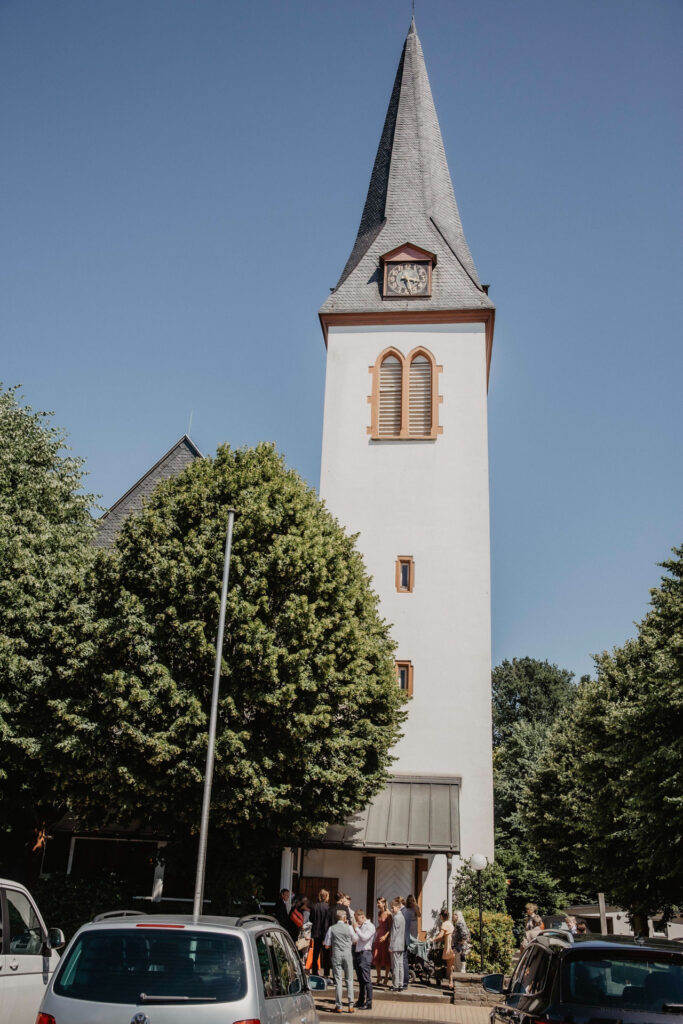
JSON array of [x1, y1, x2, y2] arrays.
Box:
[[315, 993, 491, 1023]]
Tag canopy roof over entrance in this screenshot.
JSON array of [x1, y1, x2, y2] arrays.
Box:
[[322, 775, 460, 854]]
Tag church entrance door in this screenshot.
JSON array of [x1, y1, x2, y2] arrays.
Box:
[[374, 856, 413, 906]]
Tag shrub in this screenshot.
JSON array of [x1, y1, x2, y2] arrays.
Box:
[[34, 873, 136, 941], [462, 907, 515, 975]]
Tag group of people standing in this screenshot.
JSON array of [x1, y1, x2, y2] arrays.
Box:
[[274, 887, 423, 1013]]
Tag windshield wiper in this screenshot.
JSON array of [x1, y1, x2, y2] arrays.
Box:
[[138, 993, 216, 1003], [663, 1004, 683, 1013]]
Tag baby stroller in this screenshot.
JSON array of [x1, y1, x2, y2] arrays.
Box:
[[407, 938, 437, 985]]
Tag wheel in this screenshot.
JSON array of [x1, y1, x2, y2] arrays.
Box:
[[408, 969, 417, 984]]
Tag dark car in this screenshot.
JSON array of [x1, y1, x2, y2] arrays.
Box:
[[482, 930, 683, 1021]]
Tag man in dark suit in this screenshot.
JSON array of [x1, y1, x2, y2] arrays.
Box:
[[310, 888, 332, 975], [274, 887, 290, 928]]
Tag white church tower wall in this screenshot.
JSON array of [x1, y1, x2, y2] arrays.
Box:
[[320, 320, 493, 864]]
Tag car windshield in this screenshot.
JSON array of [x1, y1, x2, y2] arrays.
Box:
[[54, 927, 247, 1004], [563, 950, 683, 1013]]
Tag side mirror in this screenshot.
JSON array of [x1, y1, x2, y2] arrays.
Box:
[[482, 972, 505, 994], [307, 974, 327, 991], [47, 928, 66, 951]]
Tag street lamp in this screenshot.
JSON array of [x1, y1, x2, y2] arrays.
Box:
[[471, 853, 487, 974]]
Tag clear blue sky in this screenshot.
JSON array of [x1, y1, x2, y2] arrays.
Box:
[[2, 0, 681, 681]]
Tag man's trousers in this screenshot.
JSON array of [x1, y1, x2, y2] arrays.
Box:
[[390, 949, 404, 989], [332, 954, 354, 1008], [353, 949, 373, 1006]]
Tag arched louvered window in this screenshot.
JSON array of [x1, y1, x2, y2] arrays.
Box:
[[409, 354, 432, 437], [378, 355, 402, 437], [369, 346, 441, 440]]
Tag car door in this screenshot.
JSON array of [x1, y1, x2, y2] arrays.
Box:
[[254, 931, 284, 1024], [269, 928, 314, 1024], [279, 929, 316, 1024], [4, 885, 51, 1024]]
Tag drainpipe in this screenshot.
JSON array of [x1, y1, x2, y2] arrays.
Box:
[[446, 853, 453, 918]]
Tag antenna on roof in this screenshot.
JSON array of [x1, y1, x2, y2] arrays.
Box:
[[187, 410, 194, 437]]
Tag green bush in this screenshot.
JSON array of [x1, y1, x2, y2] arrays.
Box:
[[34, 873, 136, 941], [462, 907, 515, 975]]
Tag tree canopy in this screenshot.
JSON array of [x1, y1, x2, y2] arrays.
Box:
[[0, 386, 95, 871], [522, 548, 683, 924], [46, 443, 406, 849], [492, 656, 576, 748]]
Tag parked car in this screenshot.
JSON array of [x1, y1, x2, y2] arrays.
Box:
[[483, 930, 683, 1022], [37, 911, 324, 1023], [0, 877, 65, 1024]]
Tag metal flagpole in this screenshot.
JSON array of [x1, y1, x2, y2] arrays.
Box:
[[193, 507, 236, 919]]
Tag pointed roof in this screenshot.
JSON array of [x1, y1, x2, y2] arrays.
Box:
[[320, 18, 492, 317], [95, 435, 202, 548]]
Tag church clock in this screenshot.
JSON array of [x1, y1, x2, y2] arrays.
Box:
[[386, 262, 429, 296], [381, 242, 435, 299]]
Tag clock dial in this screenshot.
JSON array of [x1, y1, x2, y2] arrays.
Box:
[[386, 262, 429, 296]]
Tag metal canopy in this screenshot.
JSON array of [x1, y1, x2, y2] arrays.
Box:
[[322, 775, 460, 854]]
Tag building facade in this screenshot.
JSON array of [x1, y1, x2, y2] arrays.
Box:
[[292, 19, 495, 931]]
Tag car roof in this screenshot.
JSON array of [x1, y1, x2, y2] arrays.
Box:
[[535, 931, 682, 955], [82, 912, 280, 933]]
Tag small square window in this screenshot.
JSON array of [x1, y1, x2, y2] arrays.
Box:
[[395, 556, 414, 593], [396, 660, 413, 697]]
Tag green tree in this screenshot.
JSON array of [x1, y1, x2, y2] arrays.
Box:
[[492, 657, 576, 748], [491, 659, 580, 924], [46, 443, 406, 854], [452, 857, 508, 914], [523, 548, 683, 929], [0, 386, 96, 877]]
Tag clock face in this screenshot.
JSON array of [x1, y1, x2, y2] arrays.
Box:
[[386, 262, 429, 296]]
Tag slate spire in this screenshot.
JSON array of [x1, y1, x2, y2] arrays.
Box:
[[320, 19, 492, 315]]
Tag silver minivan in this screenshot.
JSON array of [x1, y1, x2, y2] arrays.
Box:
[[38, 912, 323, 1023], [0, 877, 65, 1024]]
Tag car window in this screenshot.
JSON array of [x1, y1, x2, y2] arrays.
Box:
[[563, 951, 683, 1012], [509, 947, 533, 994], [53, 927, 248, 1004], [7, 889, 43, 955], [520, 947, 550, 995], [256, 934, 277, 998], [270, 930, 298, 996], [280, 931, 305, 996]]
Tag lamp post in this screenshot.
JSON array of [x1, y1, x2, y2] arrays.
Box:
[[471, 853, 487, 974], [193, 508, 236, 919]]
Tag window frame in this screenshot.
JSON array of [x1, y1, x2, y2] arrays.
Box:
[[396, 660, 414, 697], [396, 556, 415, 593], [368, 346, 442, 441]]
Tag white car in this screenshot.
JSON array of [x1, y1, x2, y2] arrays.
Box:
[[0, 877, 65, 1024], [38, 911, 324, 1023]]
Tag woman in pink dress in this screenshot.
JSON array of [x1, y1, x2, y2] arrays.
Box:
[[372, 897, 392, 987]]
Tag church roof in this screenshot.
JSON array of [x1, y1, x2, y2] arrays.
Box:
[[95, 435, 202, 548], [320, 18, 493, 318]]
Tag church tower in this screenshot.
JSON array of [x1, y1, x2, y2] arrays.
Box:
[[301, 19, 494, 924]]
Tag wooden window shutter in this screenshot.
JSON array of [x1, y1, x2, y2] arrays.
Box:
[[408, 355, 432, 437], [378, 355, 402, 437]]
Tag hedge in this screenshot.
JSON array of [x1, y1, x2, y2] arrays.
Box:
[[462, 907, 515, 974]]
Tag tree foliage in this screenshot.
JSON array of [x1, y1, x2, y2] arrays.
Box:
[[452, 856, 508, 914], [492, 657, 576, 748], [491, 658, 578, 924], [522, 548, 683, 922], [45, 443, 405, 848], [0, 386, 95, 869]]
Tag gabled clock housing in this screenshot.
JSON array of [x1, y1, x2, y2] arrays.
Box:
[[381, 242, 436, 298]]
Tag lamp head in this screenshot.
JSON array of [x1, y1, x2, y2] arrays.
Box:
[[471, 853, 488, 872]]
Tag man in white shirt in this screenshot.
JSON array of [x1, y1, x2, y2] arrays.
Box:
[[352, 909, 376, 1010]]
